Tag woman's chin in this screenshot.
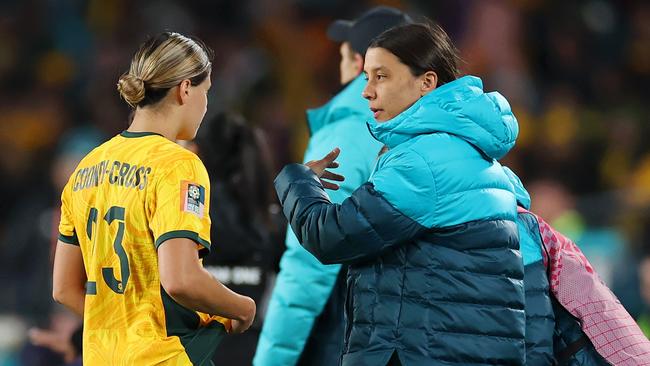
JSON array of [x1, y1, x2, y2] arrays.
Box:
[[375, 114, 392, 123]]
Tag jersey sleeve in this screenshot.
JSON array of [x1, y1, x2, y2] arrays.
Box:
[[58, 180, 79, 245], [150, 157, 212, 256]]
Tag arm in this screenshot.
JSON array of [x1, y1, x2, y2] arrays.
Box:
[[158, 238, 256, 333], [255, 128, 383, 366], [275, 163, 426, 265], [52, 241, 86, 317], [151, 157, 256, 333]]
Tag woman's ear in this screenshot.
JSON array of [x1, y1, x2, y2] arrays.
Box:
[[421, 71, 438, 96], [177, 79, 192, 105], [354, 53, 364, 74]]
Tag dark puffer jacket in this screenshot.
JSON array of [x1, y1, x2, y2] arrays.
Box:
[[275, 76, 526, 365]]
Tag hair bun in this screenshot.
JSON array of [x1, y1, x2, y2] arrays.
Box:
[[117, 73, 146, 107]]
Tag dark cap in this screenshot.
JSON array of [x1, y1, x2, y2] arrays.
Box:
[[327, 6, 412, 56]]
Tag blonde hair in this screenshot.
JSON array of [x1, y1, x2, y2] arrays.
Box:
[[117, 32, 212, 108]]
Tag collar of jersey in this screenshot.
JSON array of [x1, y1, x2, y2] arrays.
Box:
[[120, 131, 164, 138]]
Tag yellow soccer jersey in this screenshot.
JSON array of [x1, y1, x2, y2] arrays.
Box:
[[58, 131, 228, 366]]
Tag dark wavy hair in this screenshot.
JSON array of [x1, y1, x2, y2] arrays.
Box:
[[194, 113, 274, 224], [369, 22, 462, 85]]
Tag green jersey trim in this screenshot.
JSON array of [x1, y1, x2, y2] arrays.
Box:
[[58, 231, 79, 245], [155, 230, 211, 257], [160, 287, 226, 365], [120, 131, 164, 138]]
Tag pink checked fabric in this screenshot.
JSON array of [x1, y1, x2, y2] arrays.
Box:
[[527, 208, 650, 365]]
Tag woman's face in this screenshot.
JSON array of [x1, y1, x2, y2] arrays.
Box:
[[362, 47, 423, 122], [179, 74, 211, 140]]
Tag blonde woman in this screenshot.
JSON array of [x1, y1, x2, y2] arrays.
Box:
[[52, 32, 255, 365]]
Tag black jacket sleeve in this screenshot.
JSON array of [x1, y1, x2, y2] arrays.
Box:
[[274, 164, 426, 265]]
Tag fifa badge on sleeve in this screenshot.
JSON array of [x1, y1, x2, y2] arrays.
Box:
[[180, 181, 205, 218]]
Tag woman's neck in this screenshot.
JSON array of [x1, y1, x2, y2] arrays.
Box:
[[127, 106, 180, 141]]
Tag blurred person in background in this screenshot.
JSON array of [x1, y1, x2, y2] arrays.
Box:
[[0, 128, 102, 366], [527, 179, 627, 287], [26, 321, 82, 366], [254, 6, 411, 366], [1, 127, 101, 326], [187, 112, 285, 366], [51, 32, 255, 365], [274, 22, 524, 365], [505, 168, 649, 365]]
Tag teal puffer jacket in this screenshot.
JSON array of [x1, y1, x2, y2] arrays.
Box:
[[275, 76, 525, 365]]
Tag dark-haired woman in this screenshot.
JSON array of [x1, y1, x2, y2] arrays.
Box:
[[191, 113, 286, 366], [274, 23, 525, 365]]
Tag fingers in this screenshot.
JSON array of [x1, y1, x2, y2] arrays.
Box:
[[306, 148, 342, 177], [29, 328, 59, 347], [315, 148, 341, 170], [321, 181, 340, 190], [306, 148, 339, 166], [321, 170, 344, 182], [319, 167, 344, 190], [223, 319, 233, 333], [228, 319, 240, 334], [323, 147, 340, 163], [308, 159, 339, 173], [229, 319, 253, 334]]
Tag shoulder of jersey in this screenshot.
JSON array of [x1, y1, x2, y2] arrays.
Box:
[[127, 136, 203, 172]]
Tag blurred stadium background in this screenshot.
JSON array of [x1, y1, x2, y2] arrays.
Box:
[[0, 0, 648, 364]]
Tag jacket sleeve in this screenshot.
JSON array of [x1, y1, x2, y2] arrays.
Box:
[[254, 121, 381, 366], [275, 164, 426, 265]]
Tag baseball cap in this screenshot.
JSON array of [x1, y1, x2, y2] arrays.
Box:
[[326, 6, 413, 55]]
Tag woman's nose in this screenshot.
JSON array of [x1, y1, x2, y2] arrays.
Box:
[[362, 84, 374, 100]]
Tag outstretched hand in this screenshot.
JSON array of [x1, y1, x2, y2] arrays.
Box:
[[305, 148, 345, 190], [29, 327, 77, 363]]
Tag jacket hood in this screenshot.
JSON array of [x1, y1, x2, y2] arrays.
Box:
[[306, 75, 372, 135], [367, 75, 518, 159]]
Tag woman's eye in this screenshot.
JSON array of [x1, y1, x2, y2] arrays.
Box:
[[376, 75, 385, 80]]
